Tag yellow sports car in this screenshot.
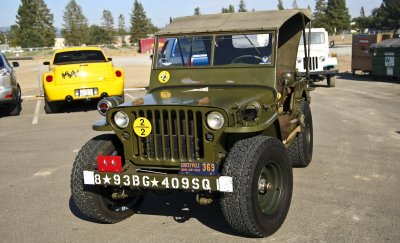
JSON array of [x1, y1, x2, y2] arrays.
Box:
[[42, 47, 124, 113]]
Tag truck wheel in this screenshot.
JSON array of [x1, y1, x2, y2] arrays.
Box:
[[9, 85, 22, 116], [44, 99, 59, 114], [288, 101, 313, 167], [327, 75, 336, 87], [71, 134, 144, 223], [221, 136, 293, 237]]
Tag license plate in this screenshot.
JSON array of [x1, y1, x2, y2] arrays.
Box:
[[83, 171, 233, 192], [180, 162, 218, 176], [79, 88, 94, 96]]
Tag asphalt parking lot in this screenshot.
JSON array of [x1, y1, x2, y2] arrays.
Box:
[[0, 75, 399, 242]]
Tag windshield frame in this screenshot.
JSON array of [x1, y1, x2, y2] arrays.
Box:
[[153, 31, 276, 69]]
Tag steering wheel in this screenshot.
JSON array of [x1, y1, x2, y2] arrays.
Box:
[[231, 55, 263, 64]]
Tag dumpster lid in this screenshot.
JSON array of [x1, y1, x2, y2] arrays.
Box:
[[371, 38, 400, 48]]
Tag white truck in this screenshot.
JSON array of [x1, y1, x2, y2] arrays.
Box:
[[296, 28, 338, 87]]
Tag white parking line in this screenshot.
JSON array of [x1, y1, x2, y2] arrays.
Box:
[[125, 93, 137, 101], [124, 88, 146, 91], [32, 100, 41, 125]]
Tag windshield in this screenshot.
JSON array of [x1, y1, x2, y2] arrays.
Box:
[[53, 50, 107, 65], [155, 32, 274, 68], [299, 32, 325, 45]]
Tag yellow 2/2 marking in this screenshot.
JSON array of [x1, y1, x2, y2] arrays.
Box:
[[133, 117, 152, 137]]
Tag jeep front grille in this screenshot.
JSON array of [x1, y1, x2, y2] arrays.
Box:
[[303, 56, 318, 70], [131, 108, 204, 162]]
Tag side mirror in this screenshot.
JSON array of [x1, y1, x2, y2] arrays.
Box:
[[43, 61, 50, 65], [12, 62, 19, 68], [279, 72, 295, 87], [150, 54, 153, 59], [107, 57, 112, 61]]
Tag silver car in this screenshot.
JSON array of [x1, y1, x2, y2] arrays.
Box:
[[0, 52, 21, 116]]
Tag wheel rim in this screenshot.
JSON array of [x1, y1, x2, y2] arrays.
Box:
[[257, 160, 283, 214], [93, 150, 140, 213]]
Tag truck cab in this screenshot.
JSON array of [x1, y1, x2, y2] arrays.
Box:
[[296, 28, 338, 87]]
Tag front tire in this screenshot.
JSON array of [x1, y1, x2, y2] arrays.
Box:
[[9, 85, 22, 116], [221, 136, 293, 237], [71, 134, 144, 223]]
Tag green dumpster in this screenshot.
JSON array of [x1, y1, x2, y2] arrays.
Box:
[[371, 38, 400, 79]]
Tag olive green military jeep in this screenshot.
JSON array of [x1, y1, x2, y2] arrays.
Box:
[[71, 9, 313, 237]]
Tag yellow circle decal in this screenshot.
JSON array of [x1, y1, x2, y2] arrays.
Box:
[[133, 117, 152, 137], [160, 91, 172, 99], [158, 71, 170, 83]]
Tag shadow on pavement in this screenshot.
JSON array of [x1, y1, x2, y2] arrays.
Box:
[[69, 192, 242, 237], [338, 72, 399, 84]]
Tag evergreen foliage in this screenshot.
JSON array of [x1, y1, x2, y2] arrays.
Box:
[[277, 0, 284, 10], [312, 0, 329, 30], [15, 0, 56, 48], [101, 10, 115, 44], [325, 0, 350, 34], [238, 0, 247, 12], [194, 7, 201, 15], [130, 0, 149, 44], [62, 0, 89, 46], [292, 0, 299, 9], [222, 5, 235, 13]]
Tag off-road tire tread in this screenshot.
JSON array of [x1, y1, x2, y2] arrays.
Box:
[[71, 134, 142, 224], [221, 136, 291, 237]]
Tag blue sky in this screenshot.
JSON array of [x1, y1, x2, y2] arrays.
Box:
[[0, 0, 383, 29]]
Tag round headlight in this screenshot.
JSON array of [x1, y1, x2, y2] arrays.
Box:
[[207, 111, 225, 130], [113, 111, 129, 128], [319, 56, 326, 62]]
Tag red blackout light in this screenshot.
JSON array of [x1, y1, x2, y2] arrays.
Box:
[[46, 75, 53, 82], [115, 70, 122, 77]]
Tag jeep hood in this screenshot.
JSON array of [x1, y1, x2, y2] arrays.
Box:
[[124, 86, 276, 112]]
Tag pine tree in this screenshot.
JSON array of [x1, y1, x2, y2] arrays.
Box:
[[102, 10, 115, 44], [360, 6, 365, 17], [378, 0, 400, 29], [292, 0, 299, 9], [326, 0, 351, 34], [277, 0, 284, 10], [36, 0, 56, 47], [118, 14, 126, 45], [87, 25, 108, 45], [130, 0, 149, 45], [238, 0, 247, 12], [222, 5, 235, 13], [313, 0, 329, 30], [15, 0, 55, 48], [194, 7, 200, 15], [62, 0, 89, 46]]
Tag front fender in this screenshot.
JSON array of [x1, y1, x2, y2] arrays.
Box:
[[92, 119, 112, 131], [224, 112, 278, 133]]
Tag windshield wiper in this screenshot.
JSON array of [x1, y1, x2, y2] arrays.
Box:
[[244, 35, 263, 56]]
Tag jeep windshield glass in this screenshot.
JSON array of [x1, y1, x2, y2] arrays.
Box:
[[53, 50, 107, 65], [155, 33, 274, 68], [214, 34, 273, 65], [157, 36, 211, 67]]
